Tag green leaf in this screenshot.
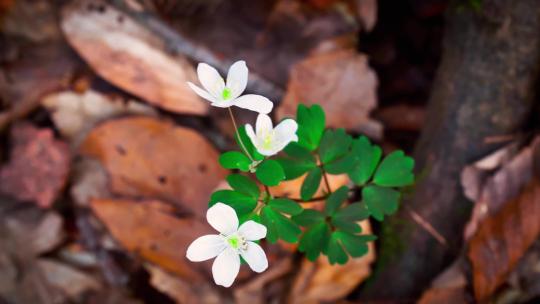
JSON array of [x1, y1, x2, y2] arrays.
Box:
[[235, 125, 264, 161], [226, 174, 259, 198], [255, 159, 285, 186], [337, 231, 376, 257], [209, 190, 257, 217], [219, 151, 251, 172], [261, 207, 301, 243], [327, 232, 349, 265], [298, 222, 331, 261], [296, 104, 325, 151], [318, 129, 352, 164], [276, 158, 316, 180], [292, 209, 325, 227], [324, 153, 355, 175], [363, 185, 401, 221], [301, 167, 322, 201], [333, 202, 370, 223], [331, 218, 362, 234], [268, 198, 303, 215], [284, 142, 315, 161], [373, 150, 415, 187], [324, 186, 349, 215], [348, 136, 382, 185]]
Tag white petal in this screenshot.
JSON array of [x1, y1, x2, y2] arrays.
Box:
[[207, 203, 239, 235], [241, 242, 268, 273], [274, 119, 298, 143], [238, 221, 267, 241], [255, 114, 273, 137], [212, 248, 240, 287], [245, 124, 258, 147], [186, 234, 226, 262], [187, 82, 219, 104], [232, 95, 273, 114], [197, 63, 225, 98], [226, 61, 248, 98]]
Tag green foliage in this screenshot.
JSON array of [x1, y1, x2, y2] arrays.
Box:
[[255, 159, 285, 186], [261, 205, 301, 243], [373, 151, 415, 187], [300, 167, 322, 201], [292, 209, 325, 227], [348, 136, 382, 185], [219, 151, 251, 172], [324, 186, 349, 216], [326, 232, 376, 265], [276, 143, 317, 180], [318, 128, 352, 164], [296, 104, 325, 151], [235, 125, 264, 161], [298, 222, 331, 261], [363, 185, 401, 221]]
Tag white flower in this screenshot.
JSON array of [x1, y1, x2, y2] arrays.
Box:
[[187, 60, 273, 114], [245, 114, 298, 156], [186, 203, 268, 287]]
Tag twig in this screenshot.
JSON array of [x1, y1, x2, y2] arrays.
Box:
[[404, 205, 448, 246]]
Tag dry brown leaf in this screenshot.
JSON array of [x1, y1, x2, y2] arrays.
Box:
[[0, 123, 70, 208], [288, 220, 375, 303], [278, 49, 381, 138], [468, 180, 540, 301], [37, 258, 102, 298], [463, 138, 538, 240], [417, 259, 469, 304], [90, 198, 212, 281], [1, 0, 60, 42], [80, 116, 226, 216], [61, 0, 207, 115], [42, 90, 156, 143], [354, 0, 377, 32]]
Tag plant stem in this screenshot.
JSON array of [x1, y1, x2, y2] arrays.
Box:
[[321, 168, 332, 193], [227, 107, 254, 162]]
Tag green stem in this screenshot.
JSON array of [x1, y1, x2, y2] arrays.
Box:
[[227, 107, 254, 162]]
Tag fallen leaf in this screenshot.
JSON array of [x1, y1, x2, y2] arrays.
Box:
[[288, 220, 375, 303], [417, 259, 469, 304], [468, 179, 540, 301], [146, 264, 220, 304], [463, 138, 538, 240], [278, 49, 381, 137], [81, 116, 227, 216], [353, 0, 377, 32], [0, 123, 70, 208], [42, 90, 157, 143], [1, 0, 60, 42], [37, 258, 102, 298], [90, 198, 212, 281], [61, 0, 207, 115], [70, 158, 111, 207]]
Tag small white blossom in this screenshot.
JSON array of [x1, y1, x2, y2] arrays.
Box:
[[245, 114, 298, 156], [187, 60, 273, 114], [186, 203, 268, 287]]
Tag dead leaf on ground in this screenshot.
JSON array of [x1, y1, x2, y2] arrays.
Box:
[[278, 49, 381, 138], [1, 0, 60, 42], [353, 0, 377, 32], [61, 0, 207, 115], [37, 258, 102, 298], [417, 259, 469, 304], [468, 179, 540, 301], [463, 138, 538, 240], [90, 198, 213, 281], [42, 90, 156, 144], [80, 116, 227, 216], [288, 220, 375, 304], [0, 123, 70, 208]]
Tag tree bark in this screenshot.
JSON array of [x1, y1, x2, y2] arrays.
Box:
[[359, 0, 540, 301]]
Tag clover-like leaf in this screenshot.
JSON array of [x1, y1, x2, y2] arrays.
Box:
[[373, 150, 414, 187], [255, 159, 285, 186], [296, 104, 325, 151], [318, 128, 352, 165], [332, 202, 370, 232], [326, 231, 376, 264], [209, 190, 257, 217], [324, 186, 349, 216], [268, 198, 303, 215], [219, 151, 251, 172], [363, 185, 401, 221], [261, 206, 301, 243], [292, 209, 325, 227], [298, 222, 331, 261], [277, 142, 317, 180], [300, 167, 322, 201], [235, 125, 264, 161], [348, 136, 382, 185], [227, 174, 260, 198]]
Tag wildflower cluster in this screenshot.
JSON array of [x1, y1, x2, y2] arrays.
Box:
[[186, 60, 415, 287]]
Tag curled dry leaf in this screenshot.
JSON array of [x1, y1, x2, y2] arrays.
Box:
[[80, 116, 227, 216], [278, 49, 381, 138], [0, 123, 70, 208], [61, 0, 207, 115], [468, 180, 540, 301], [42, 90, 156, 143], [90, 198, 213, 281], [288, 221, 375, 304]]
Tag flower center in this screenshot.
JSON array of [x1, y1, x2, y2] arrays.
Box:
[[221, 87, 232, 100], [227, 234, 247, 250], [262, 133, 273, 150]]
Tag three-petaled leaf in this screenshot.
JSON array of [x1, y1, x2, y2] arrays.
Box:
[[326, 231, 376, 265], [373, 150, 414, 187], [268, 198, 303, 215], [318, 128, 352, 165], [256, 159, 285, 186], [301, 167, 322, 201], [363, 185, 401, 221], [209, 190, 257, 217], [227, 174, 260, 198], [296, 104, 325, 151], [348, 136, 382, 185], [261, 206, 301, 243], [324, 186, 349, 215], [298, 222, 331, 261], [331, 202, 369, 233], [292, 209, 325, 227], [219, 151, 251, 172], [277, 143, 317, 180]]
